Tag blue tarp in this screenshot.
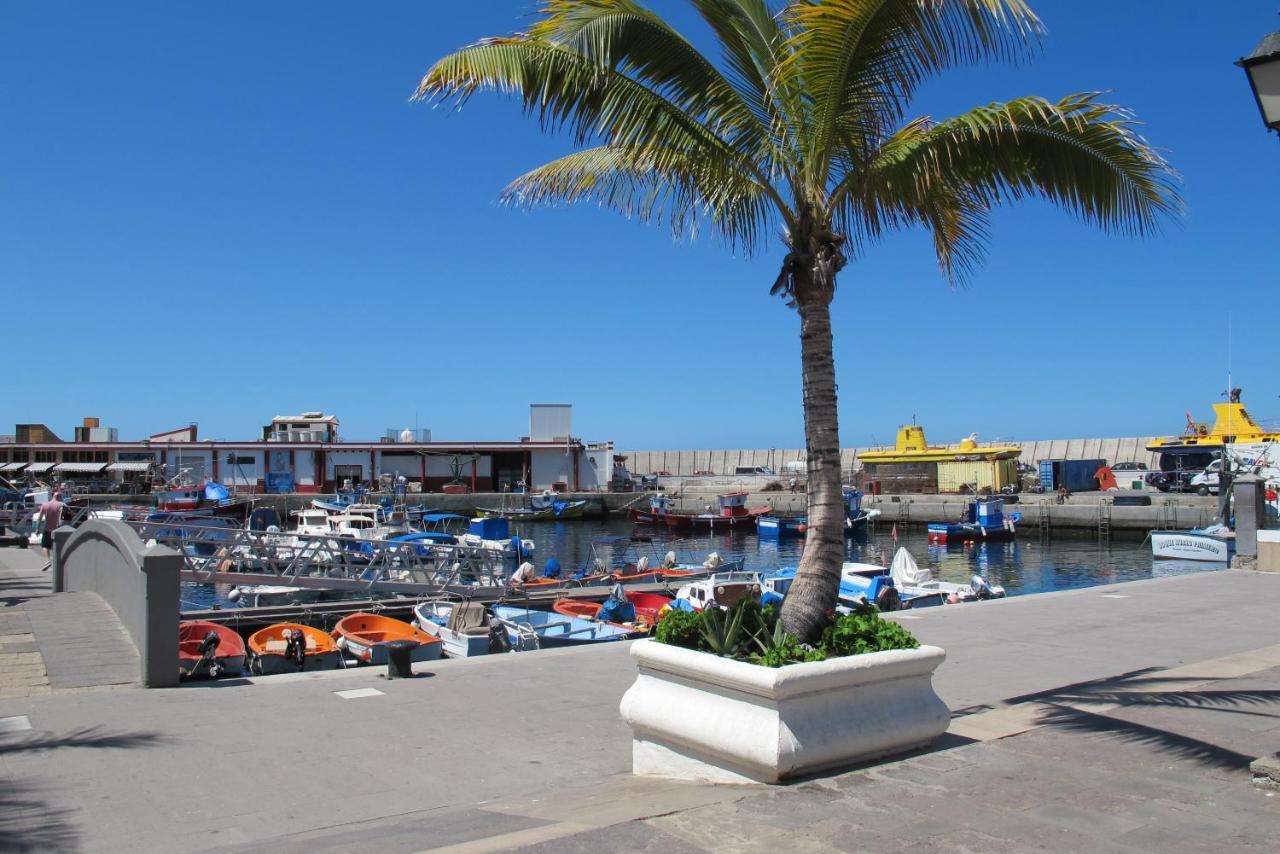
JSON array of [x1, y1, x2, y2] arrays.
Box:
[[598, 596, 636, 624], [390, 532, 456, 543], [204, 482, 230, 501], [542, 558, 562, 579], [421, 513, 468, 523]]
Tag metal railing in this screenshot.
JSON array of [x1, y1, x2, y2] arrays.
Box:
[[122, 518, 518, 595]]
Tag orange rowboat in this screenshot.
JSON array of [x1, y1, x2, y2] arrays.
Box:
[[552, 591, 674, 631], [248, 622, 340, 675], [332, 612, 442, 665], [179, 620, 245, 679]]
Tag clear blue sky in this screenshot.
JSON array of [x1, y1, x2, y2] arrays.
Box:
[[2, 1, 1277, 449]]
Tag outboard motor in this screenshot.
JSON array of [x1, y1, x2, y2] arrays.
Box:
[[285, 629, 307, 670], [489, 622, 512, 654], [969, 574, 1006, 600], [199, 630, 222, 677], [875, 583, 902, 612]]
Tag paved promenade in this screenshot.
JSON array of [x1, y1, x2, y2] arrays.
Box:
[[0, 552, 1277, 852]]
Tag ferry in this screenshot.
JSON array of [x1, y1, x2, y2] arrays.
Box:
[[1146, 393, 1280, 491]]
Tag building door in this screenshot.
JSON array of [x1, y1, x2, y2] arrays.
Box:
[[333, 464, 364, 489]]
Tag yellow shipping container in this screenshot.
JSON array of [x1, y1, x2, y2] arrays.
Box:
[[936, 459, 1018, 494]]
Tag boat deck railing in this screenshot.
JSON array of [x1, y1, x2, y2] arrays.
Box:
[[121, 517, 517, 596]]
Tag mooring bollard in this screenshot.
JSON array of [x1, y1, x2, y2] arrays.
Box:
[[383, 639, 418, 679]]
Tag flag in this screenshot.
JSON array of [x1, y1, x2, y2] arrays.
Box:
[[891, 523, 899, 544]]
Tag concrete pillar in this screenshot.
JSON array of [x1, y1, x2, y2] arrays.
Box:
[[1233, 476, 1266, 558], [140, 544, 181, 688], [50, 525, 76, 592]]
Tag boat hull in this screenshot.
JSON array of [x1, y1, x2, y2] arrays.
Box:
[[926, 523, 1016, 544], [413, 603, 498, 658], [178, 620, 246, 679], [1151, 531, 1233, 562], [334, 613, 443, 665], [248, 623, 341, 675]]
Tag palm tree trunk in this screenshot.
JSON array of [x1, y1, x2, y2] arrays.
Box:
[[778, 292, 845, 643]]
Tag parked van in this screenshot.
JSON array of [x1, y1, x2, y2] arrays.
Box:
[[734, 466, 775, 476]]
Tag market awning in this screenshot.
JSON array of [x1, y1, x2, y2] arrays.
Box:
[[106, 461, 154, 472], [24, 462, 55, 473], [53, 462, 107, 474], [0, 462, 26, 472]]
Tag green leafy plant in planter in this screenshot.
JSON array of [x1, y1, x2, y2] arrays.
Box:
[[655, 598, 918, 668]]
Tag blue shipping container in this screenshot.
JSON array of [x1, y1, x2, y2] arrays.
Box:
[[1039, 459, 1106, 492]]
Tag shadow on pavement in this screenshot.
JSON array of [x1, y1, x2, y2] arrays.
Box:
[[0, 727, 170, 852]]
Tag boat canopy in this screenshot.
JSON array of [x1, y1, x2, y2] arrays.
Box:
[[890, 548, 933, 587], [389, 532, 455, 543], [420, 513, 467, 523]]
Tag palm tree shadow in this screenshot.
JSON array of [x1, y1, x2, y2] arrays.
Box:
[[0, 727, 169, 851], [1033, 686, 1280, 773]]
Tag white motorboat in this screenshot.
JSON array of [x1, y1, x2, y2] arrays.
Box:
[[1151, 528, 1234, 562], [413, 600, 503, 658], [673, 571, 762, 611], [887, 547, 1006, 604]]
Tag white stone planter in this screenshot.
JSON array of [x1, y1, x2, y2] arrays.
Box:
[[619, 639, 949, 784]]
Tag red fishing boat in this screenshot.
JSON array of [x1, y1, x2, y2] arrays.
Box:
[[553, 590, 674, 630], [661, 492, 770, 531], [178, 620, 245, 679], [628, 494, 675, 525]]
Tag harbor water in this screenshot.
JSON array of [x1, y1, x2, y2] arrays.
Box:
[[183, 519, 1221, 611]]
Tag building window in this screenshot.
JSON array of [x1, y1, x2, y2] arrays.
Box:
[[11, 449, 28, 462], [226, 455, 256, 466], [34, 451, 56, 463]]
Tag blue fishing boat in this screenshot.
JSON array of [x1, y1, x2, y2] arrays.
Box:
[[927, 498, 1020, 544], [489, 605, 639, 650], [757, 488, 879, 538]]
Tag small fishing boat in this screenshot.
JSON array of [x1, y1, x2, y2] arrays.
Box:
[[476, 493, 590, 521], [178, 620, 246, 679], [758, 488, 880, 539], [1151, 527, 1235, 562], [552, 589, 673, 631], [672, 571, 763, 611], [248, 623, 341, 675], [155, 481, 253, 522], [413, 601, 504, 658], [886, 547, 1005, 605], [661, 492, 770, 531], [332, 612, 443, 665], [490, 605, 639, 650], [926, 498, 1019, 544], [629, 494, 675, 525]]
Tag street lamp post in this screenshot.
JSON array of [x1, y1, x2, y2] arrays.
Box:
[[1238, 30, 1280, 133]]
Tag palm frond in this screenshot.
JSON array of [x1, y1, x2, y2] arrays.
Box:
[[688, 0, 805, 175], [502, 144, 776, 249], [784, 0, 1041, 187], [528, 0, 770, 158], [834, 94, 1182, 283], [415, 35, 795, 232]]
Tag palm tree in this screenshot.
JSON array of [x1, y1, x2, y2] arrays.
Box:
[[415, 0, 1180, 641]]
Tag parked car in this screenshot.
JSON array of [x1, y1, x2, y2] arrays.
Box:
[[1111, 462, 1149, 490]]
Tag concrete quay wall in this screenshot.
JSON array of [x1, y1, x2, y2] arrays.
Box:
[[622, 435, 1162, 477], [243, 490, 646, 518], [661, 491, 1219, 532]]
